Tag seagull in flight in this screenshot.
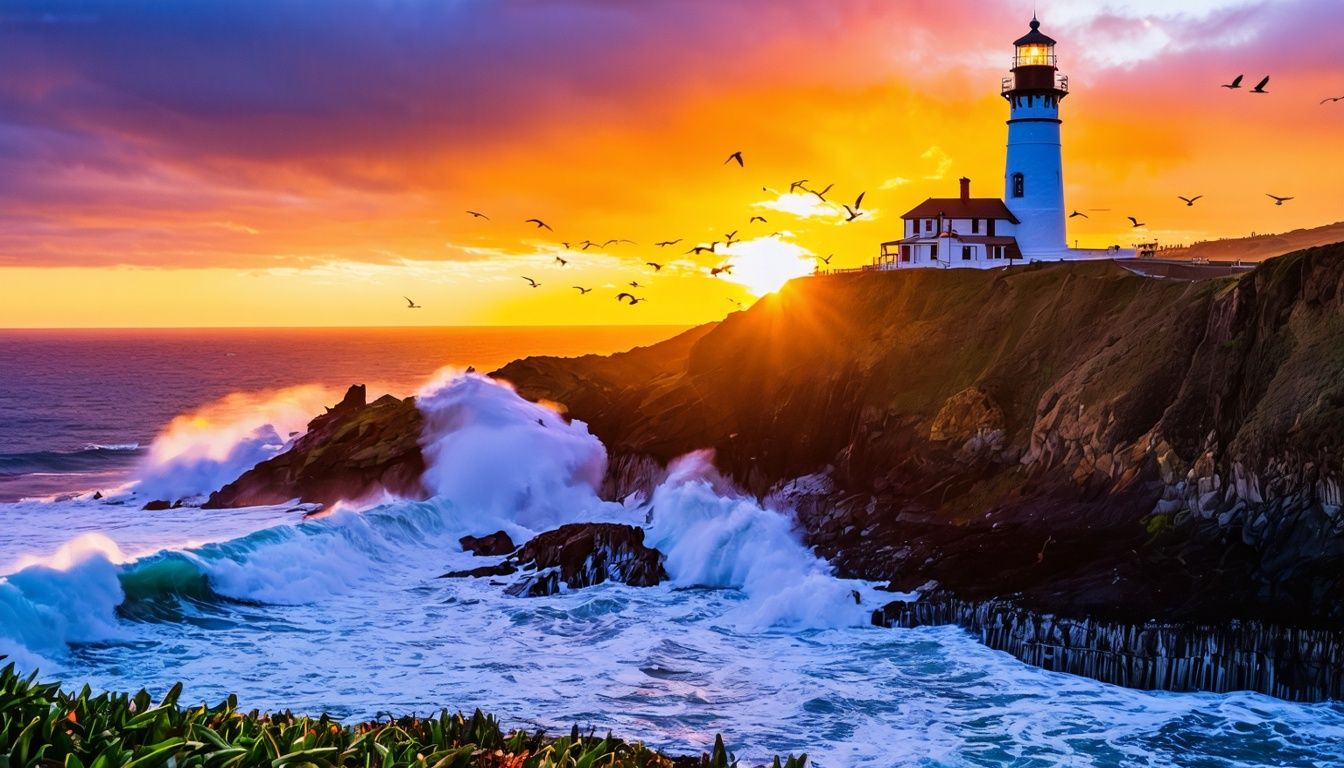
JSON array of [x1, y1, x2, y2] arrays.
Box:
[[1069, 210, 1088, 219], [1178, 195, 1203, 207], [1322, 95, 1344, 104], [525, 218, 553, 231], [749, 215, 768, 224], [646, 262, 663, 271], [615, 292, 646, 305], [573, 286, 591, 294], [554, 256, 568, 266], [789, 179, 809, 193], [687, 243, 718, 255], [1250, 76, 1270, 94], [1221, 75, 1243, 89], [1128, 217, 1146, 228], [809, 183, 834, 202], [1266, 194, 1294, 205], [724, 230, 739, 243], [466, 210, 489, 220], [724, 151, 744, 167], [818, 254, 833, 264], [580, 240, 599, 250], [404, 296, 421, 309], [843, 191, 866, 222], [655, 239, 682, 247], [521, 276, 541, 288], [628, 281, 643, 288]]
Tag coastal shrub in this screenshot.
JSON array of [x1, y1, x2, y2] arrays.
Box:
[[0, 661, 807, 768]]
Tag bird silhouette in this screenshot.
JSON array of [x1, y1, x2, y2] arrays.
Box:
[[573, 286, 591, 294], [628, 281, 642, 288], [843, 191, 866, 222], [466, 210, 489, 220], [687, 243, 718, 255], [1069, 210, 1088, 218], [1221, 75, 1243, 89], [1178, 195, 1203, 207], [724, 151, 744, 167], [1266, 194, 1294, 205], [710, 264, 734, 276], [615, 292, 645, 305], [1322, 96, 1344, 104], [789, 179, 809, 193], [728, 298, 744, 310], [749, 215, 768, 224], [646, 262, 663, 271], [1250, 76, 1270, 94], [554, 256, 568, 266], [580, 240, 599, 250], [655, 239, 682, 247], [404, 296, 422, 309], [724, 230, 738, 243], [809, 183, 834, 202], [525, 218, 553, 231], [818, 254, 834, 264], [521, 276, 540, 288], [1128, 217, 1146, 228]]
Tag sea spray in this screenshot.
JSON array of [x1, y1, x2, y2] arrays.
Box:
[[645, 452, 868, 629], [0, 534, 127, 660], [132, 385, 337, 502]]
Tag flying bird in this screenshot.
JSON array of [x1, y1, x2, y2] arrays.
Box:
[[1266, 194, 1294, 205], [573, 286, 591, 294], [728, 299, 744, 310], [818, 254, 833, 264], [809, 183, 834, 202], [789, 179, 809, 193], [525, 218, 553, 231], [404, 296, 421, 309], [554, 256, 568, 266], [687, 243, 718, 255], [655, 239, 682, 247], [843, 191, 867, 222], [724, 151, 744, 167], [628, 281, 643, 288], [749, 215, 768, 224], [1322, 95, 1344, 104], [580, 240, 599, 250], [646, 262, 663, 271], [615, 292, 646, 305], [466, 210, 489, 220], [1128, 217, 1146, 228], [1178, 195, 1203, 207], [521, 276, 540, 288], [560, 242, 572, 249], [710, 264, 734, 276], [1250, 76, 1270, 94], [1069, 210, 1088, 219], [724, 230, 738, 242], [1221, 75, 1244, 89]]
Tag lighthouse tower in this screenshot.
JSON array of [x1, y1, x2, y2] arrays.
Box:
[[1002, 16, 1068, 257]]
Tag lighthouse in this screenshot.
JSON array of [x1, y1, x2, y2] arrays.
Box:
[[1002, 16, 1068, 257], [877, 16, 1133, 270]]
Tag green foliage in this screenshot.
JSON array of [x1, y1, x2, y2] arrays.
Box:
[[0, 661, 807, 768]]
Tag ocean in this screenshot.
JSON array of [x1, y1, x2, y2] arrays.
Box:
[[2, 326, 1343, 767]]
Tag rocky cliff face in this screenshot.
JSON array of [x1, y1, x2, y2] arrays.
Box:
[[497, 246, 1344, 636]]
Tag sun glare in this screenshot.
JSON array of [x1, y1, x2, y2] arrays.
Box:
[[718, 237, 816, 296]]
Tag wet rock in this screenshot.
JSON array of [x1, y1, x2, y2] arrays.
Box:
[[460, 531, 516, 557], [142, 499, 172, 511], [441, 563, 518, 580], [504, 523, 667, 597]]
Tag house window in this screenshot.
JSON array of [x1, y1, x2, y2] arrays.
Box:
[[901, 245, 911, 262], [930, 244, 938, 260], [971, 218, 980, 234], [988, 219, 997, 236], [924, 219, 934, 233], [1012, 173, 1024, 198], [961, 246, 973, 261]]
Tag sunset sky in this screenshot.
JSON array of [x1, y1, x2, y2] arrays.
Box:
[[1, 0, 1341, 328]]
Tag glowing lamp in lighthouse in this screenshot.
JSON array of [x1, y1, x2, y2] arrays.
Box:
[[1002, 16, 1069, 258]]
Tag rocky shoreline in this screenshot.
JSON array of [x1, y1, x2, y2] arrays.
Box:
[[200, 244, 1344, 701]]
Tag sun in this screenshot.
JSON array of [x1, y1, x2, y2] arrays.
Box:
[[717, 237, 816, 296]]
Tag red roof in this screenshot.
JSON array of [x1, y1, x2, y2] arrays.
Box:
[[901, 198, 1020, 224]]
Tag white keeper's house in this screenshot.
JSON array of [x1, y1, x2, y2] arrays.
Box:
[[878, 16, 1134, 270]]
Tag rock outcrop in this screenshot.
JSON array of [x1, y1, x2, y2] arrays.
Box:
[[459, 531, 516, 557], [204, 385, 427, 508], [442, 523, 667, 597]]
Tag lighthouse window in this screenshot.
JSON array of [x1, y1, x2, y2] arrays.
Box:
[[1012, 173, 1025, 198], [961, 246, 973, 261]]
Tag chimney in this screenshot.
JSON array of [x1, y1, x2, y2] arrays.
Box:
[[959, 177, 971, 202]]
